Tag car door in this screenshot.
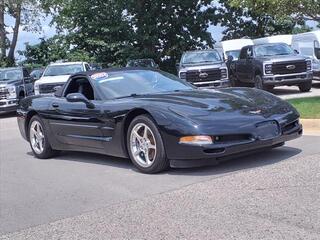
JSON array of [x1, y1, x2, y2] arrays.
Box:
[[22, 68, 34, 96], [244, 46, 254, 82], [236, 47, 249, 81], [47, 76, 106, 149]]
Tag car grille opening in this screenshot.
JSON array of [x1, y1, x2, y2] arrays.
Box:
[[186, 68, 221, 83], [0, 87, 9, 99], [203, 148, 225, 154], [272, 61, 307, 75], [39, 83, 64, 94], [213, 134, 253, 144], [282, 120, 300, 134]]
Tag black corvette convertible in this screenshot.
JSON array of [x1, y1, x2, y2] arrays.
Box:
[[17, 68, 302, 173]]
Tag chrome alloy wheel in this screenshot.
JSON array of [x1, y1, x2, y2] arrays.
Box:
[[30, 120, 45, 154], [130, 123, 157, 168]]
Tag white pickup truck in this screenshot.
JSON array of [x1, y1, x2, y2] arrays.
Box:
[[34, 62, 91, 95]]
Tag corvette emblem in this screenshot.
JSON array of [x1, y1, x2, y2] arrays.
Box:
[[286, 65, 296, 70], [199, 72, 208, 78]]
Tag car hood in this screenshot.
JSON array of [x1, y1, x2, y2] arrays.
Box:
[[256, 54, 308, 63], [0, 79, 20, 87], [36, 75, 70, 85], [137, 88, 298, 124], [179, 62, 225, 72]]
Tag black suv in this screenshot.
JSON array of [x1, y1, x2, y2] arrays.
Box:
[[0, 67, 34, 113], [229, 43, 313, 92]]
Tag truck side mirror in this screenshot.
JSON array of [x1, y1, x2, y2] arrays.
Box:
[[227, 55, 234, 62]]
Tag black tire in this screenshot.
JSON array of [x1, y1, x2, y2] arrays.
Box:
[[18, 91, 25, 104], [28, 115, 58, 159], [298, 81, 312, 92], [254, 75, 264, 90], [127, 114, 169, 174], [229, 74, 239, 87]]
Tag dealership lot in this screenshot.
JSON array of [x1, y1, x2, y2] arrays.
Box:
[[0, 98, 320, 239], [273, 82, 320, 100]]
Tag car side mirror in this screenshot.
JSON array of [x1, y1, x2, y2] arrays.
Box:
[[227, 55, 234, 62], [294, 49, 299, 54], [66, 93, 95, 109]]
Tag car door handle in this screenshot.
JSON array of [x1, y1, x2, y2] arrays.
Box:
[[52, 103, 59, 108]]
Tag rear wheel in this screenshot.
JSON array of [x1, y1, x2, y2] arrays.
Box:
[[298, 81, 312, 92], [127, 114, 169, 174], [29, 115, 58, 159]]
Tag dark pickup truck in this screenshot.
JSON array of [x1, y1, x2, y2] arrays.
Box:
[[0, 67, 34, 113], [229, 43, 313, 92]]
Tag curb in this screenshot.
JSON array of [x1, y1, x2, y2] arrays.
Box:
[[300, 119, 320, 136]]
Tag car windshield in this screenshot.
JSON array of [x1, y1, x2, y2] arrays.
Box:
[[43, 64, 83, 76], [92, 70, 194, 99], [255, 44, 293, 57], [127, 59, 155, 68], [182, 51, 221, 64], [0, 68, 22, 81], [226, 50, 241, 60]]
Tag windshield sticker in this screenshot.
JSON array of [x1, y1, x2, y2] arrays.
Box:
[[91, 72, 108, 80]]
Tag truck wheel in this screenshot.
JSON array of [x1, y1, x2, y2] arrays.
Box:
[[18, 91, 25, 104], [230, 75, 239, 87], [298, 81, 312, 92], [254, 75, 264, 90]]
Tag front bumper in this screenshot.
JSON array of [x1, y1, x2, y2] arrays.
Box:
[[262, 72, 313, 86], [169, 123, 302, 168], [313, 70, 320, 80], [0, 99, 18, 113], [193, 79, 230, 89]]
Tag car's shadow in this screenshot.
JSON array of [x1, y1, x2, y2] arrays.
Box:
[[27, 145, 302, 176]]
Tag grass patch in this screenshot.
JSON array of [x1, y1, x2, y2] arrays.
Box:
[[288, 97, 320, 119]]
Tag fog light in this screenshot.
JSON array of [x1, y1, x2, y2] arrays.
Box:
[[179, 135, 213, 145]]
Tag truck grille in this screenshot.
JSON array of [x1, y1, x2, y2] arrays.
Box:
[[186, 68, 221, 83], [39, 83, 64, 94], [0, 87, 9, 100], [272, 61, 307, 75]]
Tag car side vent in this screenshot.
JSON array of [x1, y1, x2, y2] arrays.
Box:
[[282, 120, 299, 135]]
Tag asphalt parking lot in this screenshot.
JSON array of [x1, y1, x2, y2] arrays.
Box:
[[273, 81, 320, 100], [0, 86, 320, 240]]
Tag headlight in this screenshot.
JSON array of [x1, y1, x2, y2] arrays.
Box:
[[179, 135, 213, 145], [265, 64, 272, 74], [220, 68, 228, 79], [306, 60, 312, 71], [34, 83, 40, 95], [179, 71, 186, 79], [7, 85, 16, 99]]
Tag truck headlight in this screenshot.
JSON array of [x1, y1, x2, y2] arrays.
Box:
[[220, 68, 228, 79], [34, 83, 40, 95], [306, 60, 312, 71], [265, 64, 272, 74], [179, 71, 186, 79], [7, 86, 16, 99]]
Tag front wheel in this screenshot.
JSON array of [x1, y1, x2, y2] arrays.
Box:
[[127, 115, 169, 174], [29, 115, 58, 159], [298, 81, 312, 92]]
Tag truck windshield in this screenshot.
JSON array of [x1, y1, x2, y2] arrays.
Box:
[[0, 68, 22, 81], [255, 44, 293, 57], [43, 64, 84, 76], [226, 50, 241, 60], [182, 51, 221, 64], [127, 59, 155, 68]]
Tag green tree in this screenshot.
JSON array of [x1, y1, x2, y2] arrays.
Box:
[[0, 0, 42, 66], [19, 35, 96, 66], [229, 0, 320, 22], [213, 0, 307, 40], [43, 0, 216, 73]]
